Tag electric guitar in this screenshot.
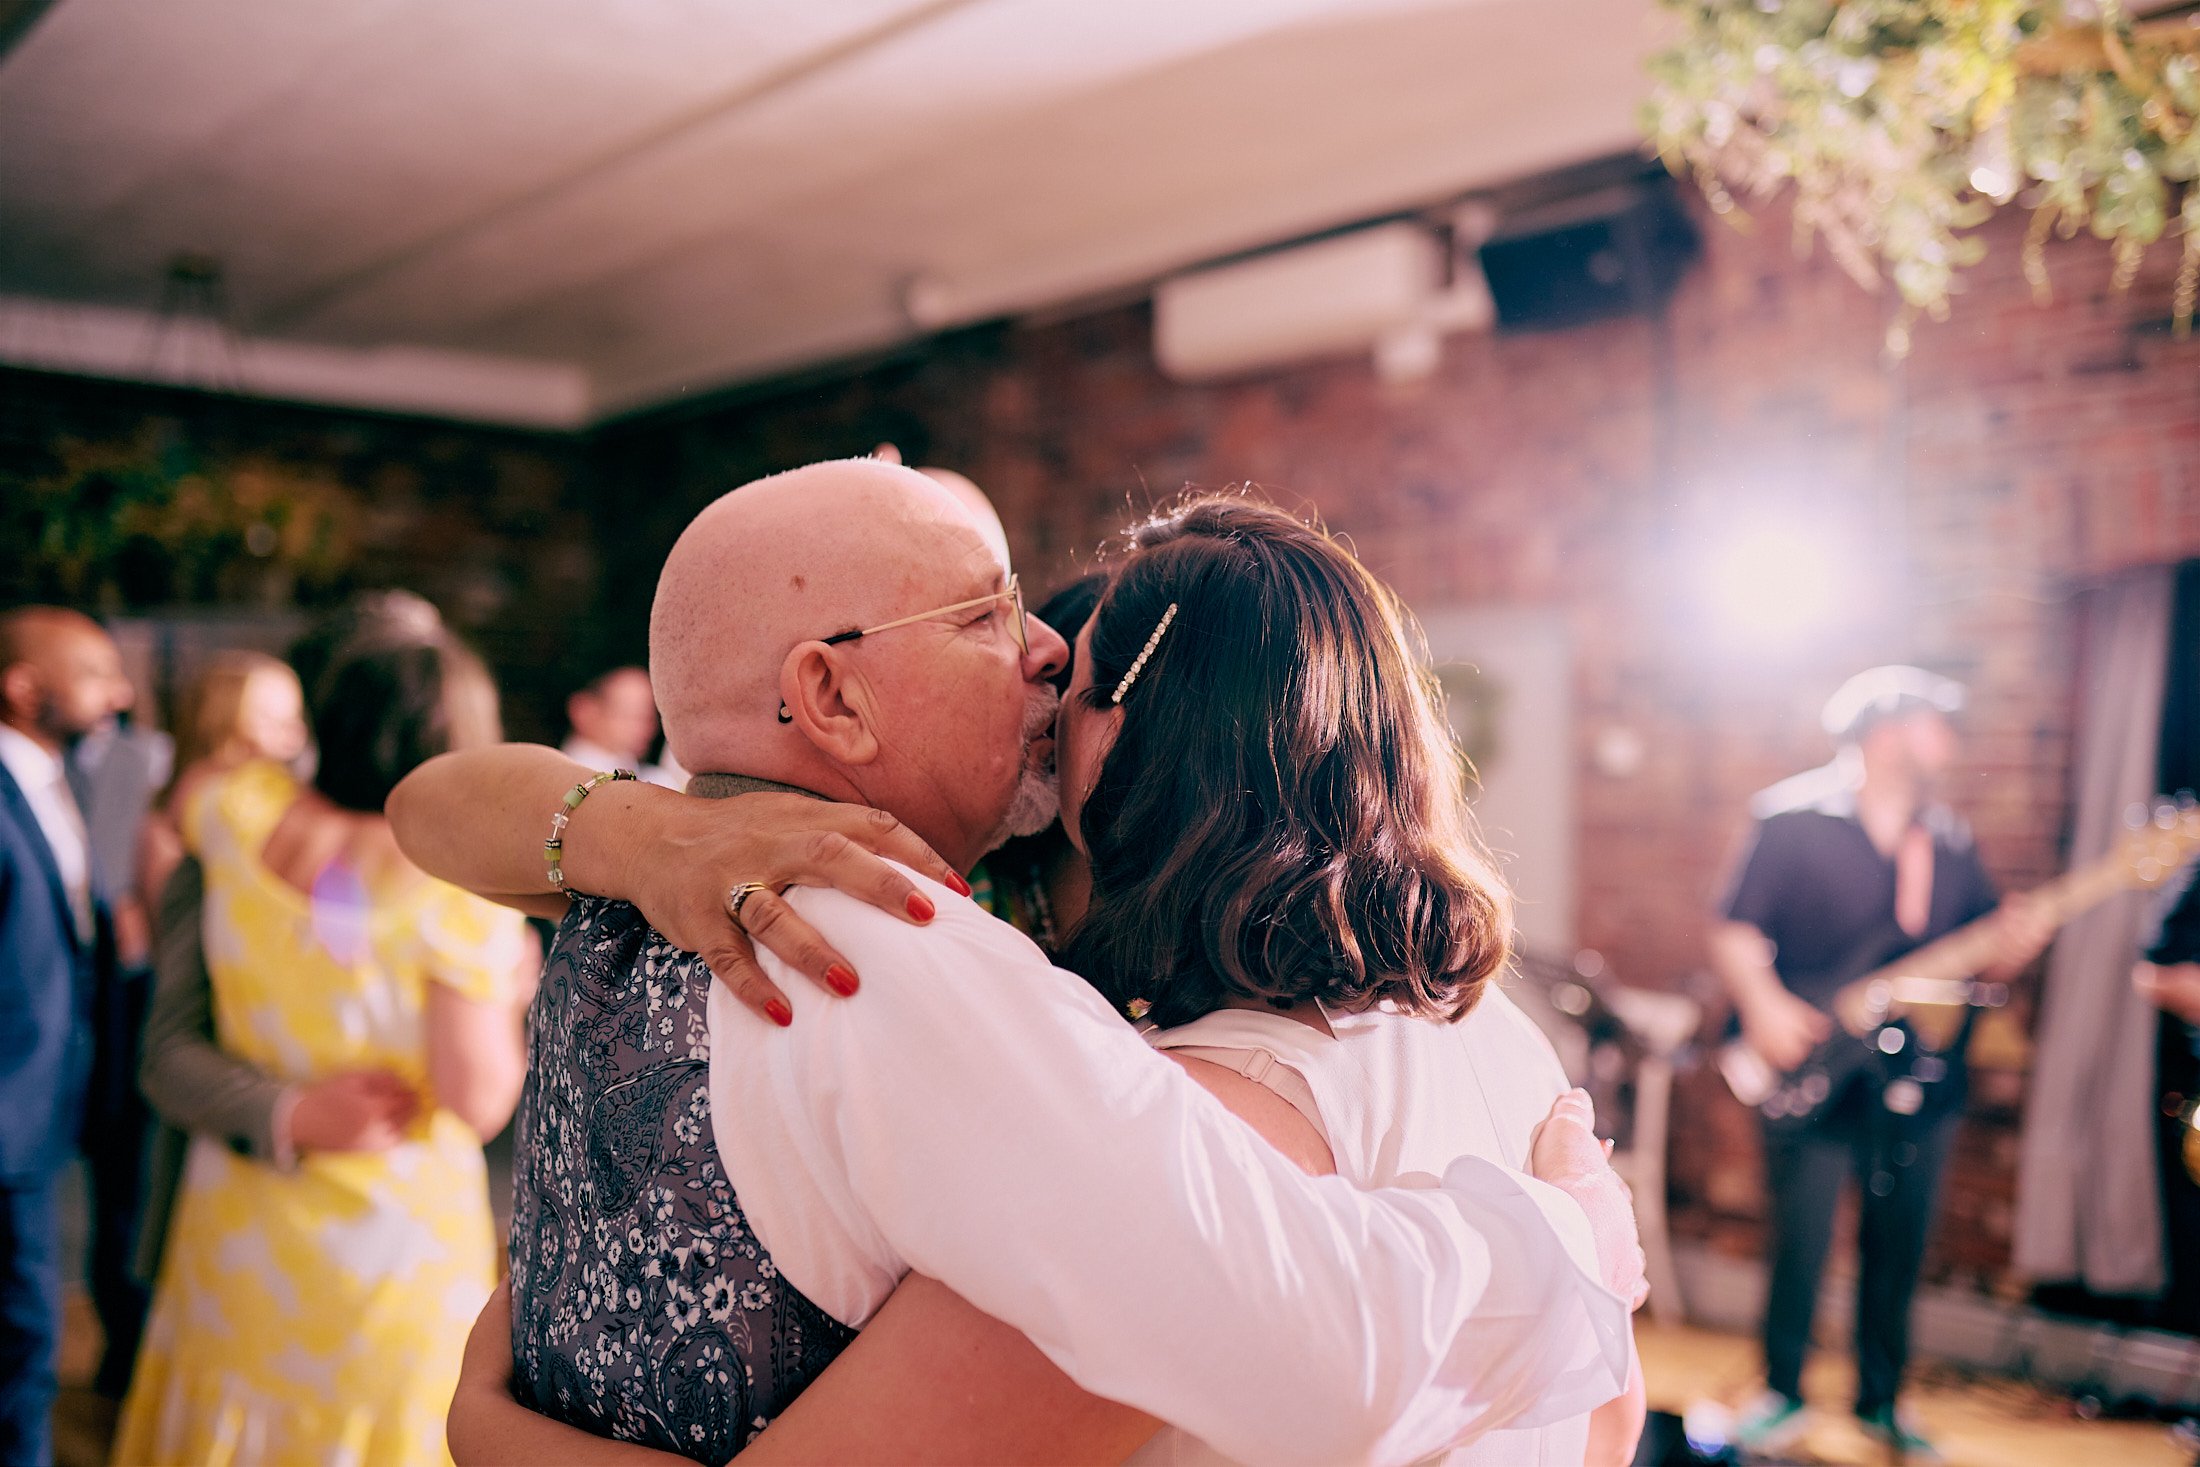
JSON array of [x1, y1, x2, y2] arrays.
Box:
[[1719, 802, 2200, 1132]]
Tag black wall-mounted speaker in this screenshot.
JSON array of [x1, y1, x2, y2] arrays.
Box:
[[1477, 175, 1701, 333]]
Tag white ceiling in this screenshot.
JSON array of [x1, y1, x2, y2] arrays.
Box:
[[0, 0, 1654, 426]]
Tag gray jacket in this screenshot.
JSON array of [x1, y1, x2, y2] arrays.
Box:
[[134, 857, 287, 1281]]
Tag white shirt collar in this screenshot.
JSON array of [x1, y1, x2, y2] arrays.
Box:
[[0, 721, 64, 795], [0, 719, 93, 939], [561, 735, 630, 772]]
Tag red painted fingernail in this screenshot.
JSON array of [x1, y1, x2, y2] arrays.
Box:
[[764, 998, 793, 1027], [947, 872, 973, 897], [825, 964, 859, 997], [907, 892, 936, 922]]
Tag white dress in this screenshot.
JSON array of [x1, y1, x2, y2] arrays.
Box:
[[1136, 984, 1595, 1467]]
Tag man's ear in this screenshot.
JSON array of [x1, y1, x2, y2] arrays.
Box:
[[0, 663, 36, 726], [780, 644, 883, 766]]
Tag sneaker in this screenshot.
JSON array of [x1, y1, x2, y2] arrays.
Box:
[[1732, 1389, 1810, 1457], [1855, 1403, 1944, 1464]]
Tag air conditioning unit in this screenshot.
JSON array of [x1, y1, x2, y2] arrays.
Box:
[[1153, 218, 1493, 384]]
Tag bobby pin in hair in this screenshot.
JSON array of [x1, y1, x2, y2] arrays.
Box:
[[1111, 602, 1178, 705]]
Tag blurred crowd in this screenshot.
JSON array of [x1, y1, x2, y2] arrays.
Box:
[[0, 592, 670, 1467]]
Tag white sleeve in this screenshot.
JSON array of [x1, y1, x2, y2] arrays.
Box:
[[710, 873, 1630, 1467]]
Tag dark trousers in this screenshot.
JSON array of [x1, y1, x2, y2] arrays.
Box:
[[1760, 1101, 1960, 1413], [80, 971, 150, 1399], [0, 1174, 61, 1467]]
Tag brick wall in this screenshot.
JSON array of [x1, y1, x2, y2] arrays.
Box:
[[595, 193, 2200, 1290]]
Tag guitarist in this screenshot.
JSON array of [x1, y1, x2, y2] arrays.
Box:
[[1710, 666, 2054, 1462]]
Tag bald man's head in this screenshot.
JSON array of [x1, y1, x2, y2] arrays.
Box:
[[0, 606, 133, 749], [915, 468, 1012, 572], [649, 458, 1065, 869]]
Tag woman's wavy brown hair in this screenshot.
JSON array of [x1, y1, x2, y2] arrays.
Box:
[[1061, 493, 1512, 1029]]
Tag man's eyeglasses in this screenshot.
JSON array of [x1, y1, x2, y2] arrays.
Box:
[[820, 574, 1028, 658], [778, 575, 1028, 723]]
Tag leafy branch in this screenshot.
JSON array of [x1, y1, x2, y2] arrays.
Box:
[[1645, 1, 2200, 351]]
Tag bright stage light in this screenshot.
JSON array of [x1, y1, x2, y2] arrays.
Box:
[[1697, 517, 1846, 651]]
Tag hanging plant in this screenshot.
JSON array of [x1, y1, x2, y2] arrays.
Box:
[[1644, 0, 2200, 352], [11, 428, 359, 609]]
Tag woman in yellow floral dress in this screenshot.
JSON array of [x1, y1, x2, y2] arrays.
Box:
[[114, 629, 530, 1467]]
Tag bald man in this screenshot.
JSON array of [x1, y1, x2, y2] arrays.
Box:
[[647, 458, 1059, 869], [0, 608, 136, 1463], [401, 458, 1632, 1466]]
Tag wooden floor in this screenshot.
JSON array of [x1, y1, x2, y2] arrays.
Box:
[[63, 1290, 2197, 1467], [1639, 1319, 2196, 1467]]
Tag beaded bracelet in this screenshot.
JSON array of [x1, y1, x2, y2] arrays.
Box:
[[545, 769, 637, 892]]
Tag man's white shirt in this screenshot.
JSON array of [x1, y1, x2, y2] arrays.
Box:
[[0, 722, 93, 941], [704, 866, 1630, 1466]]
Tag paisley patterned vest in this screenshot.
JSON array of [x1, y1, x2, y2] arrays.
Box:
[[508, 778, 854, 1463]]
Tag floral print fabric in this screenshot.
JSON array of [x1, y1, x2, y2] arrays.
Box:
[[508, 896, 854, 1463]]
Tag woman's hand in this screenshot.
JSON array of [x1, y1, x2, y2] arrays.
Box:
[[288, 1069, 421, 1153], [593, 792, 972, 1026], [1530, 1089, 1650, 1310]]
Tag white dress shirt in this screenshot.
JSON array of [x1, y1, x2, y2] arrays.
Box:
[[1144, 986, 1600, 1466], [559, 735, 681, 790], [708, 867, 1630, 1467], [0, 722, 93, 941]]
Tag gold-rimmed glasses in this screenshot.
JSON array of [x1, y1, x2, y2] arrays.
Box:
[[779, 575, 1029, 723], [819, 574, 1028, 658]]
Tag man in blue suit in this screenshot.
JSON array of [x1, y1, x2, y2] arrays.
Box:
[[0, 607, 135, 1466]]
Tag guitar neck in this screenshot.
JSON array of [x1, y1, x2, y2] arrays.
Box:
[[1864, 853, 2128, 988]]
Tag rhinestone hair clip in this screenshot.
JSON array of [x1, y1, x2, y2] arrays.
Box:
[[1110, 602, 1178, 705]]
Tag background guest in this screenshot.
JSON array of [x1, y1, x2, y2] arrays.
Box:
[[135, 651, 307, 919], [560, 665, 678, 787], [0, 607, 137, 1464], [72, 709, 172, 977], [113, 626, 532, 1467], [132, 600, 446, 1296]]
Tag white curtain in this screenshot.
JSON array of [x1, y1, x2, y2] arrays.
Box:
[[2012, 567, 2172, 1295]]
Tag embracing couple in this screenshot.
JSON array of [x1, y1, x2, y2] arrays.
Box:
[[389, 457, 1648, 1466]]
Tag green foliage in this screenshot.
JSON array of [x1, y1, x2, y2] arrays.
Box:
[[9, 429, 359, 610], [1645, 0, 2200, 349]]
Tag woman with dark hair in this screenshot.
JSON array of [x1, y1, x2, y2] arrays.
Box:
[[1062, 495, 1507, 1026], [1050, 495, 1643, 1464], [114, 626, 531, 1467], [422, 490, 1642, 1465]]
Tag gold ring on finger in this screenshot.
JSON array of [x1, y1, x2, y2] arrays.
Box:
[[725, 882, 770, 929]]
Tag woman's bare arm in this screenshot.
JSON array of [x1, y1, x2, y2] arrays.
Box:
[[387, 743, 968, 1020], [739, 1274, 1158, 1466], [1585, 1340, 1646, 1467], [425, 980, 529, 1142], [449, 1283, 686, 1466]]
